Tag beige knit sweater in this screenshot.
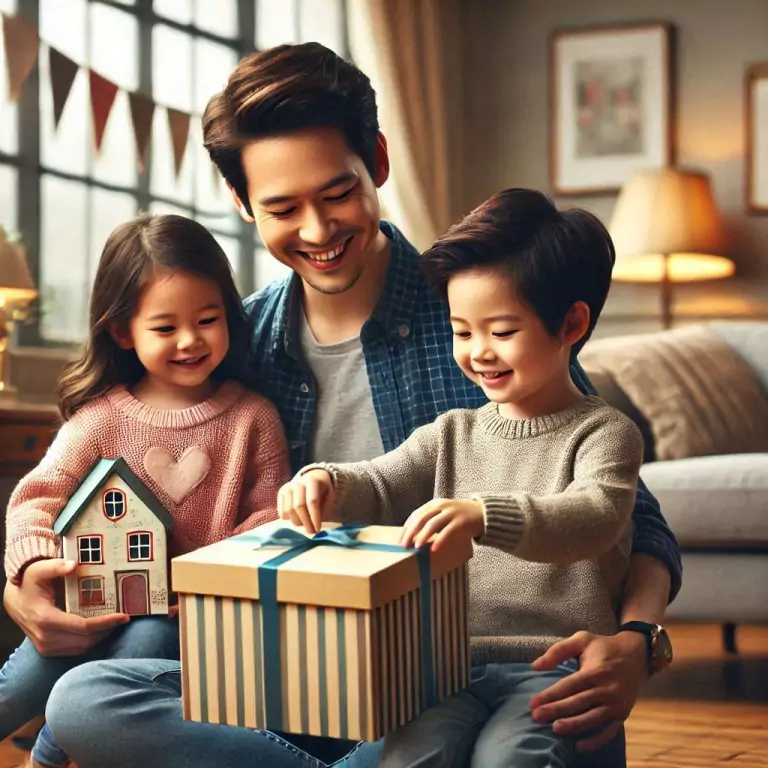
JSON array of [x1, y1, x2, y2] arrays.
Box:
[[316, 396, 644, 663]]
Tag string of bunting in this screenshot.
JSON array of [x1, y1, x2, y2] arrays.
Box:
[[1, 11, 193, 178]]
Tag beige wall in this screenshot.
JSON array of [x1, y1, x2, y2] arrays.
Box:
[[462, 0, 768, 336]]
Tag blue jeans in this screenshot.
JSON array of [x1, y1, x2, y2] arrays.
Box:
[[46, 658, 624, 768], [46, 658, 380, 768], [377, 660, 626, 767], [0, 616, 180, 767]]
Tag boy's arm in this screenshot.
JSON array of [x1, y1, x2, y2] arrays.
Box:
[[571, 358, 682, 600], [235, 401, 292, 533], [305, 419, 441, 526], [477, 415, 643, 563]]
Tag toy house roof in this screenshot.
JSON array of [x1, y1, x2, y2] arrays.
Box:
[[53, 458, 174, 536]]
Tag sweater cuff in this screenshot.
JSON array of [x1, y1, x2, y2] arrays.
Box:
[[5, 537, 60, 586], [298, 462, 347, 511], [474, 495, 526, 553]]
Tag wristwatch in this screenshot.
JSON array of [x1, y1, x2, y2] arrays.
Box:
[[617, 621, 673, 676]]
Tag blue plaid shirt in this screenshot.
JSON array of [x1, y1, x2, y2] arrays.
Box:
[[244, 221, 681, 598]]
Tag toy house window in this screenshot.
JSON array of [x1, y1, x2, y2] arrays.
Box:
[[77, 535, 104, 565], [127, 532, 153, 562], [79, 577, 105, 608], [103, 489, 127, 521]]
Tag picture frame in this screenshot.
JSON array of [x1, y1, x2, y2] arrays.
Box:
[[550, 22, 675, 196], [746, 64, 768, 214]]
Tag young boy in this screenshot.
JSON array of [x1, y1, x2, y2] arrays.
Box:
[[279, 188, 644, 768]]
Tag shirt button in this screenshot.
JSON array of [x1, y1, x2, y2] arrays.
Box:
[[300, 383, 310, 393], [397, 324, 410, 338]]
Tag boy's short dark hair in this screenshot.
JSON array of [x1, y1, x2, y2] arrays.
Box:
[[202, 43, 380, 217], [421, 188, 615, 354]]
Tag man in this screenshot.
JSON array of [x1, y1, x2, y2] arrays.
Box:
[[11, 43, 679, 768]]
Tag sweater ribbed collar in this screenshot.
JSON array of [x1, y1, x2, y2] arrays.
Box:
[[478, 396, 605, 439], [107, 381, 245, 428]]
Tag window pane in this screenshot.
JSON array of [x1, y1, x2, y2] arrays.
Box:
[[148, 200, 192, 218], [92, 90, 138, 187], [192, 117, 237, 233], [194, 38, 237, 114], [0, 0, 18, 14], [154, 0, 192, 25], [0, 165, 17, 231], [40, 0, 87, 62], [153, 25, 193, 112], [195, 0, 238, 39], [208, 231, 240, 282], [90, 188, 137, 283], [299, 0, 344, 53], [90, 4, 138, 91], [256, 0, 298, 49], [0, 28, 18, 153], [149, 108, 194, 204], [41, 176, 89, 342], [255, 247, 291, 290]]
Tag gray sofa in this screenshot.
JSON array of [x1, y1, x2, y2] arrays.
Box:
[[583, 322, 768, 652]]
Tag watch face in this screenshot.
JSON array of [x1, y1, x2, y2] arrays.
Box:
[[655, 627, 674, 665]]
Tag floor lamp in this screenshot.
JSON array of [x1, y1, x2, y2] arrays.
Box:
[[609, 169, 735, 330]]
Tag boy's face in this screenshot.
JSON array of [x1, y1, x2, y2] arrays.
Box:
[[447, 267, 573, 418], [235, 126, 388, 296]]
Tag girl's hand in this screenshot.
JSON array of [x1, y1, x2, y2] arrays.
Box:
[[277, 470, 335, 534], [400, 498, 485, 551]]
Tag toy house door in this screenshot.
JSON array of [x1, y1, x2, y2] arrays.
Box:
[[117, 572, 149, 615]]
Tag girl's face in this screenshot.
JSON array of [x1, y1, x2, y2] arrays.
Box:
[[118, 270, 230, 399]]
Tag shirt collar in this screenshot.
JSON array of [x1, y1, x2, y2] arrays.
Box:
[[270, 220, 423, 355]]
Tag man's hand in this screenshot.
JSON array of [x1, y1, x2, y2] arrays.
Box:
[[4, 559, 130, 657], [529, 630, 647, 752], [277, 470, 335, 534], [400, 498, 484, 551]]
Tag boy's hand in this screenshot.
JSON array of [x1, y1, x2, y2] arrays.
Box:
[[400, 498, 484, 551], [277, 469, 335, 535]]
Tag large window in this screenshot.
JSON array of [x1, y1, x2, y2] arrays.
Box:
[[1, 0, 347, 344]]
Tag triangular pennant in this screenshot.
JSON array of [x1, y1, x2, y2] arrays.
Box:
[[128, 92, 155, 173], [48, 47, 79, 127], [89, 69, 119, 152], [2, 14, 40, 102], [166, 107, 190, 178]]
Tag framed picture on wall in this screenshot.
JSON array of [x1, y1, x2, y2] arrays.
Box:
[[746, 64, 768, 214], [550, 23, 675, 196]]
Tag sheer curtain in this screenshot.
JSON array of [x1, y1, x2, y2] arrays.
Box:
[[348, 0, 464, 252]]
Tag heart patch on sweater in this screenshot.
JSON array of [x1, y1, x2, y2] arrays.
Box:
[[143, 446, 211, 504]]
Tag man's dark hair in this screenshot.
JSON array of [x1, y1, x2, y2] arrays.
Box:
[[202, 42, 380, 217], [421, 188, 615, 354]]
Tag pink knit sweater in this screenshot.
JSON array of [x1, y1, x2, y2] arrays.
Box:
[[4, 382, 290, 584]]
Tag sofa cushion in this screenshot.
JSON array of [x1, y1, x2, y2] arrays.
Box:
[[640, 453, 768, 547], [579, 324, 768, 461]]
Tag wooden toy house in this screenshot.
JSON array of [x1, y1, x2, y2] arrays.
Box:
[[53, 458, 173, 618]]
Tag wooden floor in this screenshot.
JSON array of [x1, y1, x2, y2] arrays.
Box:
[[0, 623, 765, 767]]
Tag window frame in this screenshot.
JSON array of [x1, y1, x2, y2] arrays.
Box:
[[76, 533, 104, 564], [102, 487, 127, 521], [127, 530, 154, 561], [78, 575, 106, 606]]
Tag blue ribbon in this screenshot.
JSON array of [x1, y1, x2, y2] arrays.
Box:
[[237, 525, 436, 731]]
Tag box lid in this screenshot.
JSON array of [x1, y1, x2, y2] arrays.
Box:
[[172, 520, 472, 610]]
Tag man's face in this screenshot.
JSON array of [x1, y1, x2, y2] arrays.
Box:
[[237, 127, 388, 295]]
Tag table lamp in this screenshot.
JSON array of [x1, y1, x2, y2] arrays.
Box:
[[0, 227, 38, 398], [609, 168, 734, 329]]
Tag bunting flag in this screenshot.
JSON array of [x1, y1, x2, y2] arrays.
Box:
[[1, 11, 195, 179], [129, 92, 155, 173], [89, 70, 119, 153], [2, 13, 39, 102], [167, 107, 191, 177], [48, 47, 79, 127]]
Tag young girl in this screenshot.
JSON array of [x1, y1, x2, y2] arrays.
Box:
[[1, 213, 290, 768], [279, 189, 644, 768]]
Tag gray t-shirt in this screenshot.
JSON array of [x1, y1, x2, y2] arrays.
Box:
[[299, 312, 385, 464]]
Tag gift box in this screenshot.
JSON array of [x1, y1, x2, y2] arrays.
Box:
[[172, 520, 472, 741]]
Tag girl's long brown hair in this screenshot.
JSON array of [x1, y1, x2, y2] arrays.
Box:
[[58, 213, 252, 420]]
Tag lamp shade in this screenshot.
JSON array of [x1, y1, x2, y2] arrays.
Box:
[[0, 226, 37, 302], [609, 169, 734, 283]]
